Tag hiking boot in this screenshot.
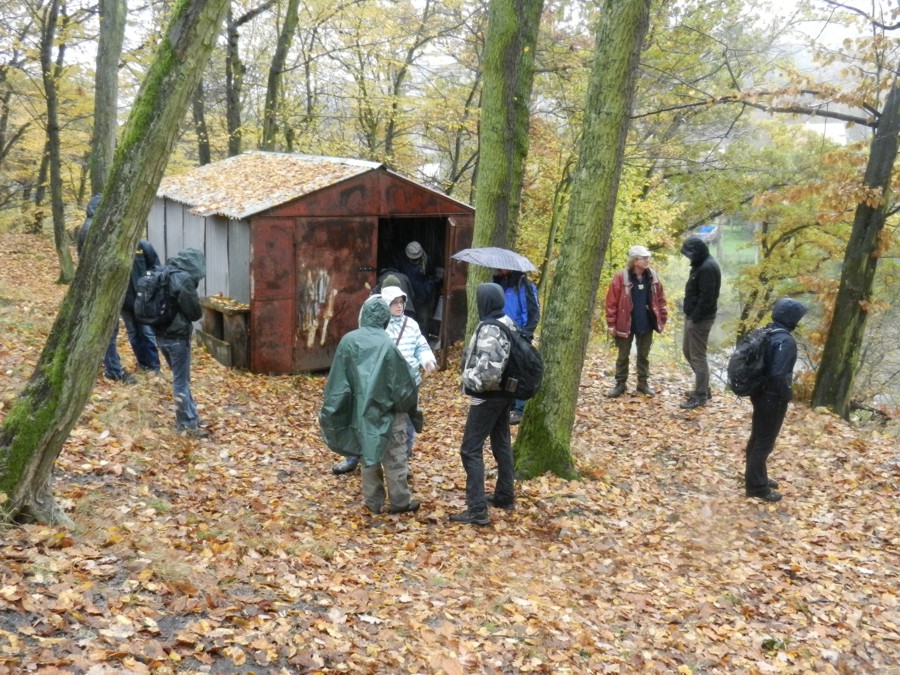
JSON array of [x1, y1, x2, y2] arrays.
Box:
[[449, 508, 490, 526], [747, 490, 782, 503], [679, 394, 707, 409], [487, 494, 515, 511], [388, 500, 420, 514], [606, 383, 627, 398], [106, 371, 137, 385], [509, 411, 522, 425], [332, 456, 359, 474], [768, 478, 779, 489], [683, 390, 712, 402], [636, 383, 655, 396]]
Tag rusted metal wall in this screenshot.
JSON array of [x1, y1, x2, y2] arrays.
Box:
[[249, 218, 296, 373]]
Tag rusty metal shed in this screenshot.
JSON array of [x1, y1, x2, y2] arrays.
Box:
[[148, 151, 474, 373]]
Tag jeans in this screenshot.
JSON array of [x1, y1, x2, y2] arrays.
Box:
[[683, 317, 715, 395], [158, 336, 199, 430], [459, 397, 514, 511], [745, 395, 788, 495], [103, 321, 125, 379], [361, 413, 412, 512], [121, 306, 160, 371], [614, 331, 654, 385]]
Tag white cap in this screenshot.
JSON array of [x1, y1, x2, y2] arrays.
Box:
[[381, 286, 407, 305], [627, 245, 651, 259]]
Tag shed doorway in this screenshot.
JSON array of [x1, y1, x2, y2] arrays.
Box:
[[376, 216, 448, 341]]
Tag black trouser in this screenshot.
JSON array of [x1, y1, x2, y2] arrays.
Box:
[[744, 394, 788, 495], [459, 397, 514, 511]]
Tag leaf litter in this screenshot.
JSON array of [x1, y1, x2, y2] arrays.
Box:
[[0, 233, 898, 673]]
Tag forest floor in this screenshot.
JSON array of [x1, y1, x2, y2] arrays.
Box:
[[0, 232, 898, 674]]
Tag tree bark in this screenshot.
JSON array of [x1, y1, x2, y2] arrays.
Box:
[[193, 78, 211, 165], [40, 0, 75, 283], [514, 0, 652, 479], [0, 0, 230, 526], [90, 0, 127, 195], [260, 0, 301, 151], [466, 0, 544, 334], [812, 76, 900, 418]]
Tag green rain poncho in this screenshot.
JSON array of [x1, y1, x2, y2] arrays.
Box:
[[318, 296, 418, 467]]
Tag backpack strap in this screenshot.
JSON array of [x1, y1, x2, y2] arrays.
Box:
[[395, 317, 408, 345]]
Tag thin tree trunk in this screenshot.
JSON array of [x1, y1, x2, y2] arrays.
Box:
[[90, 0, 127, 195], [514, 0, 652, 479], [0, 0, 230, 526], [812, 76, 900, 418], [193, 78, 211, 165], [40, 0, 74, 283], [260, 0, 301, 150]]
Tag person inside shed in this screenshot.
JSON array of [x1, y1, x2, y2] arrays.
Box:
[[492, 268, 540, 424], [373, 271, 415, 317], [331, 280, 435, 475], [319, 295, 421, 514], [396, 241, 438, 335]]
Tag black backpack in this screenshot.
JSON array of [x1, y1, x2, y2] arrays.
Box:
[[481, 319, 544, 400], [134, 266, 177, 328], [727, 327, 786, 397]]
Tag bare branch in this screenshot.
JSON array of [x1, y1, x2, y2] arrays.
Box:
[[821, 0, 900, 30]]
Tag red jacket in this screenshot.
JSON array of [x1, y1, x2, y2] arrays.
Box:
[[605, 268, 668, 337]]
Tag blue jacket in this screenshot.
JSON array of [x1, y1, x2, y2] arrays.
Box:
[[493, 272, 539, 338]]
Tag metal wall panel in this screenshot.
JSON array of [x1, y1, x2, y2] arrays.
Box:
[[250, 218, 295, 373], [227, 219, 251, 304], [205, 216, 229, 299], [184, 211, 206, 296], [148, 200, 167, 260], [164, 201, 184, 264]]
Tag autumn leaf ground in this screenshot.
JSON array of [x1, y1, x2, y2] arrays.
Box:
[[1, 232, 898, 674]]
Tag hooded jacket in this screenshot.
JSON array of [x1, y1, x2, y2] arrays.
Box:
[[681, 237, 721, 322], [605, 267, 668, 337], [462, 284, 515, 397], [157, 248, 206, 339], [319, 297, 418, 467], [758, 297, 808, 402], [380, 286, 435, 384], [124, 240, 161, 310], [76, 194, 103, 255]]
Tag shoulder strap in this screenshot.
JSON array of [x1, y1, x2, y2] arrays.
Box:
[[395, 317, 408, 345]]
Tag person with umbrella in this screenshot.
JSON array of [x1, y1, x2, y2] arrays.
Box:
[[492, 268, 539, 424]]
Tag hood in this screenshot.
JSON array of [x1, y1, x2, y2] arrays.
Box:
[[360, 295, 391, 329], [167, 247, 206, 283], [771, 297, 808, 331], [680, 236, 709, 264], [476, 283, 506, 320], [380, 286, 407, 306], [85, 193, 102, 218]]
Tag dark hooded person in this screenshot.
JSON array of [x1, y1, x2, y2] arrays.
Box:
[[156, 248, 208, 437], [319, 296, 421, 514], [679, 236, 722, 409], [744, 297, 808, 502], [450, 283, 517, 527]]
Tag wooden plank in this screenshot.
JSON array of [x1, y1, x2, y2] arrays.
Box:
[[195, 328, 231, 367], [223, 313, 249, 369]]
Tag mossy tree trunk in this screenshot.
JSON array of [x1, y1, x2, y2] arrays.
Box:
[[467, 0, 544, 335], [515, 0, 652, 479], [90, 0, 127, 196], [812, 77, 900, 418], [0, 0, 229, 526]]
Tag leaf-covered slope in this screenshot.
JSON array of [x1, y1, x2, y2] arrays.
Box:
[[0, 233, 897, 673]]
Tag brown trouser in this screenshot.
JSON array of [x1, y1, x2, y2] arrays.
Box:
[[614, 332, 654, 386], [683, 317, 715, 396], [361, 413, 412, 513]]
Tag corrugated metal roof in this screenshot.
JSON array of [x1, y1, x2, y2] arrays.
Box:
[[157, 152, 384, 219]]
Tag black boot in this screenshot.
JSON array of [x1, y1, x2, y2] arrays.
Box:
[[606, 382, 627, 398], [332, 456, 359, 474]]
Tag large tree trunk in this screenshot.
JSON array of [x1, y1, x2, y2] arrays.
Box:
[[90, 0, 127, 195], [260, 0, 301, 151], [466, 0, 544, 333], [40, 0, 74, 283], [514, 0, 652, 479], [812, 77, 900, 418], [0, 0, 229, 526]]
